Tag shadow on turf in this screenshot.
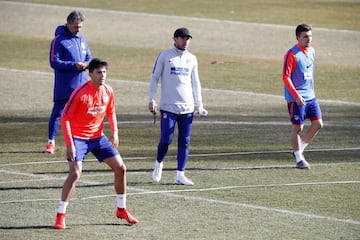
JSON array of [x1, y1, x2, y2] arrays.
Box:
[[0, 225, 55, 230], [0, 181, 160, 191], [34, 165, 295, 175], [0, 183, 114, 191], [34, 168, 156, 175], [0, 150, 44, 154], [0, 166, 296, 191], [0, 222, 132, 230]]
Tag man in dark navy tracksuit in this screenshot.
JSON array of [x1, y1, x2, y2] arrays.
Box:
[[45, 11, 92, 154]]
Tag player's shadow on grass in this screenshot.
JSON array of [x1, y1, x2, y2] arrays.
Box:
[[187, 166, 295, 171], [0, 225, 54, 230], [34, 168, 155, 175], [73, 222, 135, 227], [0, 183, 114, 191], [0, 222, 133, 230], [0, 150, 44, 154], [34, 165, 294, 176], [1, 166, 296, 191]]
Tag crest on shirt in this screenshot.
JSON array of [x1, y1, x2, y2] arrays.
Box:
[[81, 94, 93, 105]]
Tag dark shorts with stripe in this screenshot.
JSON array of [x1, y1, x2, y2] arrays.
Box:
[[287, 98, 322, 125], [71, 135, 119, 162]]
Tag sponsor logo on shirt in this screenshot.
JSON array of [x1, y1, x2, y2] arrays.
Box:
[[304, 71, 313, 80], [87, 106, 106, 115], [170, 67, 189, 76]]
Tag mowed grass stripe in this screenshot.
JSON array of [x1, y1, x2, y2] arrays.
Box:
[[1, 67, 359, 109], [1, 1, 359, 66]]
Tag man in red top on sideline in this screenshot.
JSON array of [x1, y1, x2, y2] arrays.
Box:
[[54, 58, 138, 229]]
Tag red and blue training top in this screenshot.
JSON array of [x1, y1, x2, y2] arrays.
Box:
[[282, 44, 316, 102]]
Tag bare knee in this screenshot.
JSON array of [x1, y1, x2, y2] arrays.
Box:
[[318, 120, 324, 129], [68, 169, 81, 182], [292, 125, 303, 135], [313, 119, 324, 130], [115, 163, 126, 176], [104, 156, 127, 177]]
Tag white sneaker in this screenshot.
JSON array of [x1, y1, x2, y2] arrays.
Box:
[[152, 161, 163, 182], [296, 159, 311, 169], [174, 175, 194, 186]]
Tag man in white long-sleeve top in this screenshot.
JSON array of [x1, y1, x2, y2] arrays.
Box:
[[148, 27, 207, 186]]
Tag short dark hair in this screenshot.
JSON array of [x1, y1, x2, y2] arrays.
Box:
[[295, 24, 312, 37], [88, 58, 108, 73], [67, 11, 85, 23]]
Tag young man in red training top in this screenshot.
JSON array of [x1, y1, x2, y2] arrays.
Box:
[[54, 58, 138, 229], [282, 24, 324, 169]]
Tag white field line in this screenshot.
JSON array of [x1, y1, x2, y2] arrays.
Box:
[[2, 167, 358, 189], [80, 178, 360, 228], [127, 181, 360, 196], [0, 167, 359, 225], [1, 161, 360, 182], [158, 191, 360, 226], [1, 120, 360, 128], [1, 67, 360, 106], [0, 169, 58, 179], [2, 1, 359, 34], [0, 161, 359, 174], [0, 147, 359, 167]]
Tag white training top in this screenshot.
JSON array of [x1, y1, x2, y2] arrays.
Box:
[[148, 46, 203, 114]]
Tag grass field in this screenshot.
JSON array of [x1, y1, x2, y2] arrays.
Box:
[[0, 1, 359, 240]]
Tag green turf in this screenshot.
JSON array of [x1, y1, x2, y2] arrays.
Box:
[[14, 0, 360, 30], [1, 35, 360, 102], [0, 1, 359, 240]]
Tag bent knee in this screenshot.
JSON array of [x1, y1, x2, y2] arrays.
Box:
[[114, 163, 126, 176], [120, 164, 126, 172], [313, 119, 324, 129]]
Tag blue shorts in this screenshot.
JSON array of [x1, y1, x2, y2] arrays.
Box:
[[287, 98, 322, 125], [71, 135, 119, 162]]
